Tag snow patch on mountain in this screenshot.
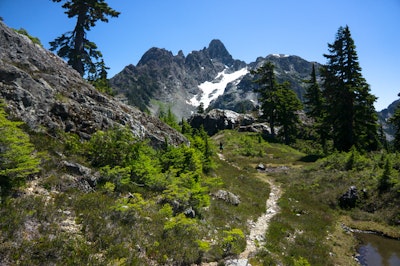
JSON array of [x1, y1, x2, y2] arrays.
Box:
[[272, 54, 290, 58], [189, 67, 248, 108]]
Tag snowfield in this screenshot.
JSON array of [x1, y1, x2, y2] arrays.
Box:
[[189, 67, 248, 108]]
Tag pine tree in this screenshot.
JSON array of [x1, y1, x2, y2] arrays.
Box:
[[50, 0, 120, 77], [321, 26, 379, 152]]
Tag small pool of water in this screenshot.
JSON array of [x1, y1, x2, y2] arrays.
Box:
[[355, 232, 400, 266]]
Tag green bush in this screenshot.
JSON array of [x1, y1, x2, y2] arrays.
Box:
[[0, 103, 40, 197], [221, 228, 246, 256]]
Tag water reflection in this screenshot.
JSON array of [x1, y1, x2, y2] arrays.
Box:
[[355, 233, 400, 266]]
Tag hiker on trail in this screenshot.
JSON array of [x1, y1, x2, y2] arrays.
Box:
[[219, 142, 223, 152]]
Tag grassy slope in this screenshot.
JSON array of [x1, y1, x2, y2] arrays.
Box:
[[211, 130, 395, 266], [1, 129, 398, 265]]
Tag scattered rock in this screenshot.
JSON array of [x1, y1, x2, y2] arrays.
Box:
[[225, 258, 250, 266], [256, 163, 266, 171], [212, 189, 241, 206], [184, 207, 196, 218], [62, 161, 99, 189]]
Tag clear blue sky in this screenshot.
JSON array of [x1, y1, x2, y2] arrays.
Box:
[[1, 0, 399, 110]]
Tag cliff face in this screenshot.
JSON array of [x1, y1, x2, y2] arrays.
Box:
[[0, 22, 186, 147]]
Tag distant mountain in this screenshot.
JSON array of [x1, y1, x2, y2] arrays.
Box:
[[110, 40, 320, 119], [378, 99, 400, 141], [211, 54, 322, 112]]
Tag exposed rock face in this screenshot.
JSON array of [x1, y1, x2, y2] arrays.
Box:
[[378, 99, 399, 141], [0, 22, 186, 147], [110, 40, 321, 119], [188, 109, 255, 136], [110, 39, 247, 119]]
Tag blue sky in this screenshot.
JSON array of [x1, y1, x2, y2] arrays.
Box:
[[1, 0, 399, 110]]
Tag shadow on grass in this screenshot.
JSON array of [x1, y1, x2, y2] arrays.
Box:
[[298, 154, 321, 163]]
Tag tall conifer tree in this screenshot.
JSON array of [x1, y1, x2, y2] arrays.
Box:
[[251, 62, 278, 137], [304, 64, 329, 151], [389, 95, 400, 151], [252, 62, 302, 143], [50, 0, 120, 77], [275, 82, 303, 144], [321, 26, 379, 151]]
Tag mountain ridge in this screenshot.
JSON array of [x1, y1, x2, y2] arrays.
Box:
[[110, 39, 321, 119]]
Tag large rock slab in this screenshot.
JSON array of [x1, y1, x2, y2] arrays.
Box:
[[0, 21, 186, 147]]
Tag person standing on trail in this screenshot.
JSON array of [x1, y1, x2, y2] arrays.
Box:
[[219, 142, 223, 152]]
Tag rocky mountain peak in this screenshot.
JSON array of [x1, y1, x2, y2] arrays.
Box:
[[137, 47, 175, 67], [0, 21, 186, 147], [207, 39, 234, 66]]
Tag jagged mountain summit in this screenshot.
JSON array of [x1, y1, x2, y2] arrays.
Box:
[[0, 21, 186, 147], [110, 39, 321, 119]]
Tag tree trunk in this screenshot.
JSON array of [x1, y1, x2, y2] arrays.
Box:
[[73, 8, 87, 76]]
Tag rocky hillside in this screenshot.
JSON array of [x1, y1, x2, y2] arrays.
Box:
[[0, 21, 186, 147], [110, 39, 321, 119]]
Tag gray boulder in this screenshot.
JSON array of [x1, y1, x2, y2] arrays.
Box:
[[212, 189, 241, 206], [61, 161, 100, 192], [188, 109, 255, 135]]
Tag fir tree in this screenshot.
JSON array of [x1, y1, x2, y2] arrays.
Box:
[[321, 26, 379, 152], [251, 62, 278, 137], [389, 95, 400, 151], [304, 64, 323, 118], [275, 82, 303, 144], [304, 64, 329, 152], [50, 0, 120, 77], [252, 62, 302, 143]]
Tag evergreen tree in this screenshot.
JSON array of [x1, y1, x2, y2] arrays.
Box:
[[251, 62, 278, 137], [0, 102, 40, 197], [389, 95, 400, 151], [275, 82, 303, 144], [197, 102, 205, 114], [50, 0, 120, 77], [252, 62, 302, 143], [321, 25, 379, 152], [304, 64, 323, 118], [304, 64, 329, 151], [88, 59, 114, 95]]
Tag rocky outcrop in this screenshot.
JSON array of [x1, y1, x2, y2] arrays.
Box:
[[0, 21, 186, 147], [188, 109, 255, 136]]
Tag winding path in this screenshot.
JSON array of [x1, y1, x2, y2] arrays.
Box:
[[216, 153, 282, 263], [239, 177, 282, 259]]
